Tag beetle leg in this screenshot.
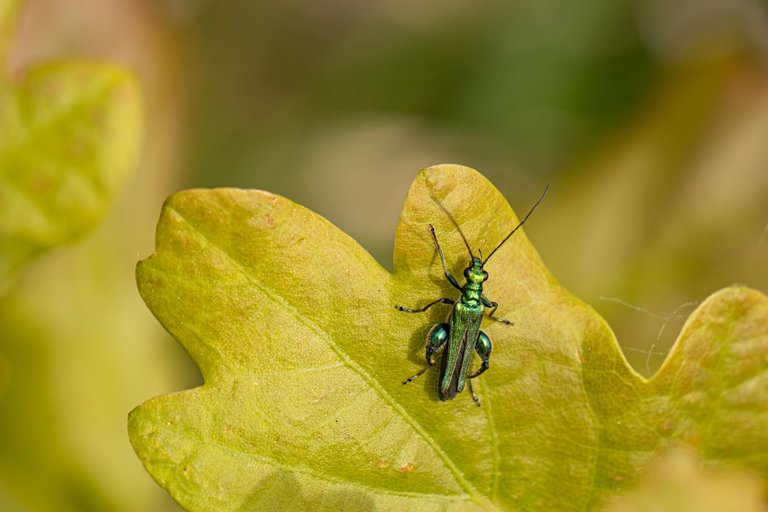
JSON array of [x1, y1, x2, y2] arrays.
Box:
[[430, 225, 463, 291], [467, 331, 491, 406], [403, 323, 449, 385], [487, 305, 512, 325], [395, 297, 454, 313], [468, 330, 492, 379], [468, 378, 481, 407], [481, 296, 513, 325]]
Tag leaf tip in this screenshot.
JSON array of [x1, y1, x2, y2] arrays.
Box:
[[417, 163, 481, 198], [698, 284, 768, 314]]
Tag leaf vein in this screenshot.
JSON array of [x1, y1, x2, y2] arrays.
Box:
[[168, 205, 484, 500]]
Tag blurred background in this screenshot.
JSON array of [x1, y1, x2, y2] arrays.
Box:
[[1, 0, 767, 510]]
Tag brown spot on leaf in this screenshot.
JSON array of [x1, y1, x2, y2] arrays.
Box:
[[32, 174, 50, 193], [69, 139, 85, 157]]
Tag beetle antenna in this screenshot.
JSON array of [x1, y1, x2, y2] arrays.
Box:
[[483, 183, 550, 264], [431, 195, 475, 261]]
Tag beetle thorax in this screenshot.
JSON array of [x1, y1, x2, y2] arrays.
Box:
[[461, 256, 488, 304]]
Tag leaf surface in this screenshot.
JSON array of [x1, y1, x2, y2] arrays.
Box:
[[0, 60, 142, 289], [131, 164, 768, 511]]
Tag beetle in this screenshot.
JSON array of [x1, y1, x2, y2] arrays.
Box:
[[396, 184, 549, 405]]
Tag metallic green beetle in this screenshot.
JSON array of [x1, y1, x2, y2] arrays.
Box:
[[397, 185, 549, 406]]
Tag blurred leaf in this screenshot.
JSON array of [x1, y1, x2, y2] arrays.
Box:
[[0, 61, 142, 291], [601, 446, 766, 512], [0, 1, 186, 511], [0, 230, 192, 512], [130, 165, 768, 511], [0, 55, 184, 512]]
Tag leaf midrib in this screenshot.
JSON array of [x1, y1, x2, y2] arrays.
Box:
[[166, 204, 487, 503]]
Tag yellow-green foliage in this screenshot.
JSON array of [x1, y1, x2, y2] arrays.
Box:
[[131, 165, 768, 511], [0, 61, 141, 290]]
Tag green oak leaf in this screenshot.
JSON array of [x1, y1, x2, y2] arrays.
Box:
[[130, 164, 768, 511], [0, 60, 142, 289]]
